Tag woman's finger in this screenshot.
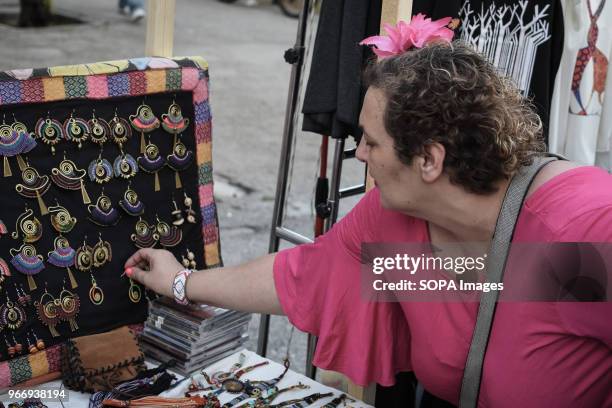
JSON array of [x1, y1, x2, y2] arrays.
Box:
[[124, 248, 155, 269]]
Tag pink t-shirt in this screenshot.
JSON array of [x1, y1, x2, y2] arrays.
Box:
[[273, 166, 612, 407]]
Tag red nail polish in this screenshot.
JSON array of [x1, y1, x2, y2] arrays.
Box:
[[125, 267, 133, 277]]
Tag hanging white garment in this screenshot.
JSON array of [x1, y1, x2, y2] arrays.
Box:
[[548, 0, 611, 170]]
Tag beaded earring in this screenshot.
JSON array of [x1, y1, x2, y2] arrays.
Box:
[[181, 249, 197, 269], [183, 192, 197, 224], [171, 199, 184, 226], [155, 215, 182, 248], [13, 282, 31, 306], [63, 110, 90, 149], [51, 153, 91, 204], [119, 182, 145, 216], [31, 329, 45, 351], [130, 102, 160, 154], [35, 113, 64, 155], [35, 287, 61, 337], [88, 189, 121, 227], [130, 217, 158, 248], [4, 335, 16, 357], [26, 333, 38, 354], [15, 161, 50, 215]]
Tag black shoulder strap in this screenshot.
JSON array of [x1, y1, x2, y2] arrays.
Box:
[[459, 154, 562, 408]]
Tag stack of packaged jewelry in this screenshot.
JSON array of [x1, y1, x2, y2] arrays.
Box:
[[141, 296, 251, 376]]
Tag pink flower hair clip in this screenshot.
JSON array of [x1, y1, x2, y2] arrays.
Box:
[[360, 13, 455, 59]]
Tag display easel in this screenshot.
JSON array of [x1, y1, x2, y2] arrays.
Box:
[[260, 0, 412, 404]]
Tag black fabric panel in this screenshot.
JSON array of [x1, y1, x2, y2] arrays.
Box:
[[0, 91, 204, 362], [301, 0, 382, 140], [375, 371, 417, 408]]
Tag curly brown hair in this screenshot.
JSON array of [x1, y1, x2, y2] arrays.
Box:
[[363, 41, 546, 194]]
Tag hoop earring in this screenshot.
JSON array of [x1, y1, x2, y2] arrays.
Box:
[[88, 110, 110, 147], [34, 287, 61, 337], [47, 235, 78, 289], [156, 215, 182, 248], [10, 243, 45, 291], [58, 286, 80, 331], [15, 161, 50, 215], [137, 139, 165, 192], [92, 233, 112, 268], [11, 205, 43, 243], [88, 150, 114, 184], [110, 110, 132, 149]]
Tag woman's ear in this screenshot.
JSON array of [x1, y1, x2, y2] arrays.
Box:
[[419, 142, 445, 183]]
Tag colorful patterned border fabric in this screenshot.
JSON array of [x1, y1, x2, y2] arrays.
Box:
[[0, 56, 221, 388]]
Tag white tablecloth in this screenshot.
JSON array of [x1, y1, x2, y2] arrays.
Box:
[[0, 349, 374, 407]]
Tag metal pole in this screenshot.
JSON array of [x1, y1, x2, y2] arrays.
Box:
[[324, 138, 347, 229], [257, 0, 311, 358]]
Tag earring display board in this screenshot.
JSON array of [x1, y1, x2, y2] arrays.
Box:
[[0, 57, 221, 387]]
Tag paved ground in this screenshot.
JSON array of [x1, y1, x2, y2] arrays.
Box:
[[0, 0, 363, 376]]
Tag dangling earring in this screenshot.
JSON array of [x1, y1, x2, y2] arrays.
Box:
[[11, 205, 43, 243], [35, 112, 64, 155], [12, 335, 23, 355], [156, 215, 182, 247], [35, 287, 61, 337], [10, 244, 45, 291], [0, 257, 11, 291], [171, 198, 184, 226], [130, 217, 158, 248], [88, 275, 104, 306], [58, 286, 80, 331], [113, 150, 138, 180], [167, 139, 194, 189], [51, 152, 91, 204], [49, 201, 78, 234], [15, 161, 50, 215], [181, 248, 197, 269], [47, 236, 78, 289], [130, 101, 160, 154], [75, 237, 93, 273], [128, 279, 142, 303], [63, 110, 90, 149], [92, 233, 112, 268], [88, 189, 121, 227], [119, 182, 145, 216], [26, 332, 38, 354], [162, 100, 190, 150], [183, 193, 197, 224], [4, 335, 16, 357], [0, 219, 7, 237], [31, 329, 45, 351], [13, 282, 31, 306], [88, 150, 114, 184], [10, 114, 37, 171], [0, 115, 36, 177], [88, 110, 110, 147], [0, 294, 27, 330], [109, 110, 132, 149], [137, 138, 165, 192]]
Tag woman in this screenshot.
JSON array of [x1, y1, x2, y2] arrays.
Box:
[[125, 41, 612, 406]]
